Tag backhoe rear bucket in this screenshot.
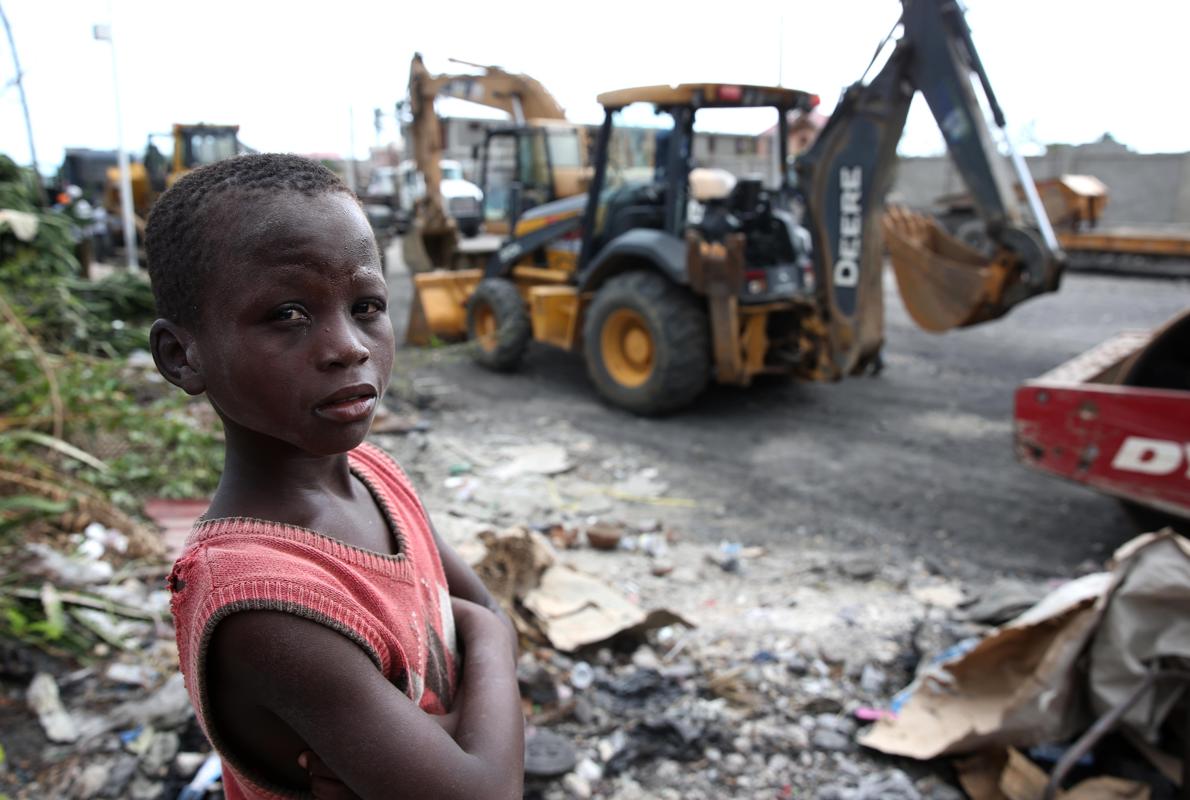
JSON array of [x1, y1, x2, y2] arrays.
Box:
[[883, 207, 1012, 333]]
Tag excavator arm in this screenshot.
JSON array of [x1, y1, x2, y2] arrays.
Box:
[[796, 0, 1064, 378]]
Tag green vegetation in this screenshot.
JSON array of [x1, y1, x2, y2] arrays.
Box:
[[0, 154, 222, 658]]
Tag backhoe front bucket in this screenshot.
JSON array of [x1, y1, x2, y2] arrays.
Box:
[[883, 207, 1013, 333], [403, 269, 484, 346]]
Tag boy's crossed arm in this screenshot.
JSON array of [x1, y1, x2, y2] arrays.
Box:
[[209, 595, 523, 800]]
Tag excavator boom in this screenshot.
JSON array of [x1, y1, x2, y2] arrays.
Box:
[[796, 0, 1064, 378]]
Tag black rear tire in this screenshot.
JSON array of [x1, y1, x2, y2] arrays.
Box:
[[583, 271, 710, 415], [466, 278, 531, 371]]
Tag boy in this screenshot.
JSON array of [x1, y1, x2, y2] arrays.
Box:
[[146, 153, 523, 799]]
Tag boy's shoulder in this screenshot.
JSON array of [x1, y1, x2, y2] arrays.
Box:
[[350, 441, 431, 522], [350, 441, 418, 495]]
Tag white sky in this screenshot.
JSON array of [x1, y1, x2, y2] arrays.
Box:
[[2, 0, 1187, 176]]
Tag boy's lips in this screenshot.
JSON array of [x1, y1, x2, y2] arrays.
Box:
[[314, 384, 377, 423]]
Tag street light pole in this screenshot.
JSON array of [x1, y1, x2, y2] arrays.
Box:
[[0, 2, 39, 181], [93, 21, 137, 272]]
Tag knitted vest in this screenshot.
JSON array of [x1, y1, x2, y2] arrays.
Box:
[[168, 443, 458, 800]]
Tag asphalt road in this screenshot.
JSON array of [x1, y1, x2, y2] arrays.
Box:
[[388, 249, 1190, 578]]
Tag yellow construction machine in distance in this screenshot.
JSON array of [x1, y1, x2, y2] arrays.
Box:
[[402, 54, 589, 272], [103, 123, 244, 234]]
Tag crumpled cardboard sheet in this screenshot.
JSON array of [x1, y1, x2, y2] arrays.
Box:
[[861, 529, 1190, 763], [957, 748, 1151, 800], [859, 571, 1110, 758], [471, 526, 690, 652], [1089, 531, 1190, 742]]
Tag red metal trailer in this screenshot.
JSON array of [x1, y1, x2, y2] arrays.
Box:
[[1014, 310, 1190, 522]]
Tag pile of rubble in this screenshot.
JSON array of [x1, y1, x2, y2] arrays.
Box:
[[0, 524, 220, 798], [2, 408, 1186, 798]]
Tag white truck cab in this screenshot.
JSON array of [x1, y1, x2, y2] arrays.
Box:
[[396, 159, 484, 237]]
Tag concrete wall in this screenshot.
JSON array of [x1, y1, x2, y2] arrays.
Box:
[[892, 139, 1190, 228]]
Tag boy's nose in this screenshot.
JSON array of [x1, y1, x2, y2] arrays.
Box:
[[317, 319, 370, 369]]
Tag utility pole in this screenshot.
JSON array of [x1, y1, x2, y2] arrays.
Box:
[[94, 19, 138, 272], [777, 15, 784, 87], [0, 2, 39, 181], [346, 106, 359, 193]]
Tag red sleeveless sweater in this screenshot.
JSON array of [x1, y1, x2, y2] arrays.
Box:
[[168, 443, 458, 800]]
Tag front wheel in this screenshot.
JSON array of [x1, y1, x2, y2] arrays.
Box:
[[583, 271, 710, 415], [466, 278, 531, 371]]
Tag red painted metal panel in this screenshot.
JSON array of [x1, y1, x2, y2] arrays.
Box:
[[1014, 381, 1190, 517]]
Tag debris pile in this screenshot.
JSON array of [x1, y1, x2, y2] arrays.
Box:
[[4, 413, 1188, 798], [0, 217, 1184, 800], [1, 152, 224, 798]]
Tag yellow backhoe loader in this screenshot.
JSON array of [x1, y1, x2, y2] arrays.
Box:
[[103, 123, 245, 237], [407, 0, 1066, 414], [402, 54, 588, 272]]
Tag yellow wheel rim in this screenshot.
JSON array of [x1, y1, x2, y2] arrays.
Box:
[[473, 304, 497, 352], [601, 308, 655, 388]]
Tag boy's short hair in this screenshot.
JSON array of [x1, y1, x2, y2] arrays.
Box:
[[145, 153, 355, 325]]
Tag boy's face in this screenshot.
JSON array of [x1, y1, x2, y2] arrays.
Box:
[[189, 190, 395, 456]]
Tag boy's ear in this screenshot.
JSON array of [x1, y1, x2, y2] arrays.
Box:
[[150, 319, 205, 396]]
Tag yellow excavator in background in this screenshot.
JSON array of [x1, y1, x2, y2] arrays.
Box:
[[402, 54, 588, 272], [103, 123, 246, 237]]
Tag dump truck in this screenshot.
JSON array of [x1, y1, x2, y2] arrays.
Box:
[[406, 0, 1065, 414]]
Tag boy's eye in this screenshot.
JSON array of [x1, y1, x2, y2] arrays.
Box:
[[353, 299, 386, 316], [272, 305, 310, 323]]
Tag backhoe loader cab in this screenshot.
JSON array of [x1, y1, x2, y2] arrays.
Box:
[[479, 121, 587, 234], [579, 86, 817, 304]]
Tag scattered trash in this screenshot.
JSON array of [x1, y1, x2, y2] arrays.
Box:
[[17, 387, 1168, 799], [585, 521, 624, 551], [707, 541, 742, 572], [27, 671, 79, 743], [909, 580, 965, 609], [25, 541, 114, 585], [491, 443, 573, 480], [176, 752, 222, 800], [865, 530, 1190, 794], [959, 578, 1047, 625], [472, 526, 691, 652], [570, 661, 594, 691], [105, 662, 156, 688], [957, 747, 1153, 800], [524, 727, 578, 778]]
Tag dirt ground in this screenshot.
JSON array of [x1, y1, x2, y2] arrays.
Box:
[[387, 243, 1190, 582]]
